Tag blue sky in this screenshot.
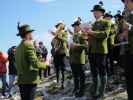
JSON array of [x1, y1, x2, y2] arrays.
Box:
[[0, 0, 124, 52]]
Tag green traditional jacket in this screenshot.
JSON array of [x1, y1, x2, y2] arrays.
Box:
[[124, 11, 133, 54], [109, 23, 117, 46], [115, 19, 128, 55], [51, 31, 69, 56], [70, 32, 88, 64], [15, 40, 47, 84], [90, 18, 111, 54]]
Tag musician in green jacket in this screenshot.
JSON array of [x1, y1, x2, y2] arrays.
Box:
[[87, 3, 111, 99], [15, 23, 47, 100], [104, 12, 116, 76], [51, 21, 68, 89], [70, 20, 88, 97], [121, 0, 133, 100], [114, 11, 129, 68]]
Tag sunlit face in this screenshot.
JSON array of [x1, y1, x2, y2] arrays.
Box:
[[74, 25, 81, 33], [124, 0, 133, 10], [93, 11, 103, 19], [25, 32, 33, 40], [60, 23, 65, 29], [58, 23, 65, 30]]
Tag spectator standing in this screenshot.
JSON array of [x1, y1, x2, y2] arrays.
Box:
[[39, 42, 48, 78], [8, 46, 17, 97], [0, 52, 8, 97]]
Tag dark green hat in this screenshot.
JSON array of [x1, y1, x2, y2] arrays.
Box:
[[17, 23, 35, 37], [104, 11, 113, 18], [91, 5, 105, 13], [91, 1, 105, 13]]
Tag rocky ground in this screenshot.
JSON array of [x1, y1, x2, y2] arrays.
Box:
[[0, 66, 128, 100], [39, 73, 127, 100]]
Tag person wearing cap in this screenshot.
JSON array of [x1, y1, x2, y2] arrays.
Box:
[[121, 0, 133, 100], [70, 20, 87, 97], [33, 41, 43, 80], [51, 21, 68, 89], [15, 23, 47, 100], [104, 12, 117, 77], [87, 2, 111, 99], [39, 42, 48, 61], [38, 41, 48, 78]]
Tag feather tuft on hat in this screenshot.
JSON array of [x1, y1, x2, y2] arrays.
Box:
[[99, 1, 104, 6]]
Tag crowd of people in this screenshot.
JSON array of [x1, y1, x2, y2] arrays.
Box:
[[0, 0, 133, 100], [50, 1, 130, 99]]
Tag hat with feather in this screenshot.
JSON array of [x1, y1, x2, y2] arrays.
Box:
[[17, 22, 35, 37], [91, 1, 105, 13]]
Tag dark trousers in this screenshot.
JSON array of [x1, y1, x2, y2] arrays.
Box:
[[54, 54, 65, 84], [89, 53, 107, 97], [0, 74, 8, 96], [106, 48, 114, 76], [19, 84, 37, 100], [44, 65, 51, 77], [125, 55, 133, 100], [39, 69, 42, 79], [71, 63, 85, 93], [120, 55, 127, 69]]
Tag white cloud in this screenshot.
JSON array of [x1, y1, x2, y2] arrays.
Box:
[[35, 0, 56, 3]]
